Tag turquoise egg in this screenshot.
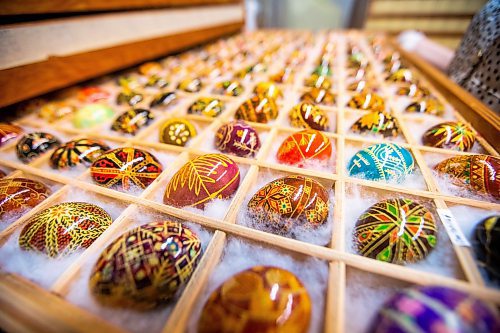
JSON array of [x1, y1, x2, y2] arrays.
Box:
[[348, 143, 414, 182]]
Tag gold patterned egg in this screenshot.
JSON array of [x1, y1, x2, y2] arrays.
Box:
[[405, 98, 445, 116], [235, 94, 278, 123], [351, 111, 399, 137], [289, 102, 329, 131], [253, 82, 283, 99], [422, 122, 475, 151], [159, 118, 197, 146], [347, 92, 385, 112]]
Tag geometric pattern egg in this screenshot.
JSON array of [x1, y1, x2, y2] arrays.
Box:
[[16, 132, 61, 164], [50, 139, 110, 169], [276, 129, 332, 166], [371, 286, 500, 333], [197, 266, 311, 333], [90, 147, 163, 191], [163, 154, 240, 209], [350, 111, 399, 138], [473, 215, 500, 283], [0, 177, 51, 218], [0, 123, 23, 147], [214, 121, 261, 158], [353, 198, 437, 264], [111, 109, 154, 135], [159, 118, 197, 147], [18, 202, 112, 257], [89, 221, 202, 310], [422, 121, 475, 152], [247, 175, 329, 233], [348, 143, 414, 182], [73, 104, 115, 129], [235, 95, 278, 123], [289, 102, 329, 131]]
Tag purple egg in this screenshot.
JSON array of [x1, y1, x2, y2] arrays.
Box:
[[215, 120, 261, 157]]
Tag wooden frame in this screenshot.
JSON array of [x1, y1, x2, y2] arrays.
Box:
[[0, 30, 499, 333]]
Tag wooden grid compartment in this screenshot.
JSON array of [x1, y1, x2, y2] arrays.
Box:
[[0, 30, 499, 333]]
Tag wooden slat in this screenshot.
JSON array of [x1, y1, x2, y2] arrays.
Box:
[[0, 21, 243, 109], [369, 12, 475, 19]]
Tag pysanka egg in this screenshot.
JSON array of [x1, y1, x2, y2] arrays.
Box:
[[197, 266, 311, 333], [38, 101, 76, 122], [304, 74, 332, 89], [396, 83, 430, 98], [350, 111, 399, 138], [178, 77, 202, 92], [473, 215, 500, 283], [138, 62, 162, 75], [89, 221, 202, 309], [77, 86, 110, 103], [289, 102, 329, 131], [0, 123, 23, 147], [347, 92, 385, 112], [0, 178, 51, 218], [111, 108, 154, 135], [188, 98, 224, 117], [117, 89, 143, 106], [159, 118, 197, 146], [422, 121, 475, 151], [215, 121, 261, 157], [16, 132, 61, 163], [150, 92, 177, 109], [50, 139, 110, 169], [386, 68, 413, 83], [90, 147, 163, 191], [372, 286, 500, 333], [348, 143, 414, 182], [213, 80, 244, 96], [235, 95, 278, 123], [19, 202, 112, 257], [253, 82, 282, 99], [247, 175, 329, 233], [300, 88, 336, 106], [277, 129, 332, 166], [405, 98, 444, 116], [354, 198, 437, 264], [73, 104, 115, 129], [164, 153, 240, 208]]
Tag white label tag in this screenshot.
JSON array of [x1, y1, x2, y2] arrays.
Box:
[[437, 209, 470, 247]]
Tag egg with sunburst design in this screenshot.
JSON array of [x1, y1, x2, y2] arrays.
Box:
[[347, 92, 385, 112], [235, 95, 278, 123], [277, 129, 332, 166], [300, 88, 336, 106], [50, 139, 110, 169], [289, 102, 329, 131], [422, 122, 475, 151], [0, 178, 51, 218], [351, 111, 399, 138], [215, 121, 261, 157]]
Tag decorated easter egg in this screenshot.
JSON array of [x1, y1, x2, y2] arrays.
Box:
[[0, 178, 51, 218], [111, 109, 154, 135], [178, 78, 202, 92], [473, 215, 500, 283], [89, 221, 202, 309], [0, 123, 23, 147], [269, 68, 294, 84], [350, 111, 399, 137], [277, 129, 332, 166], [300, 88, 336, 106], [289, 102, 329, 131], [90, 147, 163, 190], [253, 82, 282, 99], [139, 62, 162, 75], [354, 198, 437, 264], [347, 92, 385, 112], [73, 104, 115, 129], [386, 69, 413, 83], [150, 92, 177, 109], [348, 143, 414, 182], [372, 286, 500, 333], [312, 64, 332, 76], [304, 74, 332, 89], [197, 266, 311, 333], [145, 74, 168, 89], [213, 80, 244, 96], [215, 121, 261, 157], [405, 98, 444, 116], [347, 80, 372, 93], [50, 139, 110, 169], [235, 95, 278, 123], [247, 175, 329, 233], [163, 154, 240, 208], [422, 122, 475, 151], [16, 132, 61, 163], [38, 101, 76, 122], [434, 154, 499, 199], [188, 98, 224, 117], [77, 86, 110, 103], [396, 83, 430, 98], [159, 118, 197, 146], [116, 89, 143, 106], [19, 202, 112, 257], [118, 76, 141, 91]]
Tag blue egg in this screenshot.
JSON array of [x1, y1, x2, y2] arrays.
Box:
[[347, 143, 414, 182]]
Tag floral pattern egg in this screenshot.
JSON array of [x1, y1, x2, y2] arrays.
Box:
[[277, 129, 332, 166], [38, 101, 76, 122], [159, 118, 197, 146], [253, 82, 282, 100], [111, 109, 154, 135], [73, 104, 115, 129], [215, 121, 261, 157], [89, 221, 202, 309], [0, 178, 51, 218], [213, 80, 244, 97], [347, 92, 385, 112], [434, 154, 499, 199], [188, 98, 225, 117], [50, 139, 110, 169], [354, 198, 437, 264], [90, 147, 163, 191], [348, 143, 414, 182], [405, 98, 444, 116], [351, 111, 399, 138], [178, 78, 202, 93], [150, 92, 177, 109], [198, 266, 311, 333], [300, 88, 336, 106], [304, 74, 332, 89], [473, 215, 500, 283], [163, 153, 240, 209], [289, 102, 329, 131], [0, 123, 23, 147], [19, 202, 112, 257], [247, 175, 329, 233], [235, 95, 278, 123], [77, 86, 110, 103], [372, 286, 500, 333], [422, 122, 475, 151], [386, 68, 413, 83], [16, 132, 61, 163]]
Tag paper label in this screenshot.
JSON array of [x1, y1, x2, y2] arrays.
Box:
[[437, 209, 470, 247]]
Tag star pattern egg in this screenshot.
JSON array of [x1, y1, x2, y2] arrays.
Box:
[[434, 154, 499, 199], [289, 102, 329, 131], [159, 118, 197, 146], [354, 198, 437, 264], [163, 153, 240, 209], [213, 80, 244, 96], [277, 129, 332, 166], [300, 88, 336, 106], [405, 98, 444, 116], [235, 95, 278, 123], [90, 147, 163, 191], [111, 109, 154, 135], [50, 139, 110, 169], [372, 286, 500, 333], [0, 123, 23, 147], [178, 78, 202, 92], [150, 92, 177, 109], [350, 111, 399, 137], [348, 143, 414, 182], [347, 92, 385, 112], [422, 121, 475, 151], [215, 121, 261, 157], [253, 82, 282, 99], [16, 132, 61, 163], [0, 178, 51, 218], [89, 221, 202, 310], [247, 175, 329, 233], [188, 98, 225, 117], [473, 215, 500, 283], [19, 202, 112, 257], [198, 266, 311, 333], [73, 104, 115, 129]]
